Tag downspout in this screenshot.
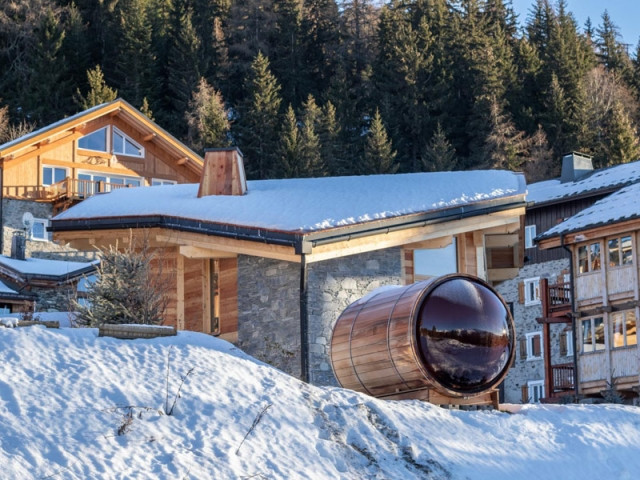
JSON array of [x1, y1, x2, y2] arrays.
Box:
[[300, 253, 309, 383], [561, 234, 580, 399]]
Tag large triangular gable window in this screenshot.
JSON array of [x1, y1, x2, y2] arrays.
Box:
[[78, 126, 144, 158], [112, 127, 144, 157], [78, 127, 108, 152]]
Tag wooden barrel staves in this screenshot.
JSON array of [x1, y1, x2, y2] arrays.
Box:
[[330, 274, 515, 405]]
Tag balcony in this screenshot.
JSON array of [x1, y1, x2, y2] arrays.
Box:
[[545, 280, 572, 316], [551, 363, 575, 392], [3, 177, 135, 213]]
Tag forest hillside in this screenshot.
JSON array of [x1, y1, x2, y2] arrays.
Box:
[[2, 1, 640, 181]]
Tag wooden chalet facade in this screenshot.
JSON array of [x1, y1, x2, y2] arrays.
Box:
[[0, 98, 203, 257], [538, 182, 640, 403], [50, 149, 527, 390]]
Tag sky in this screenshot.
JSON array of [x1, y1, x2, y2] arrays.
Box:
[[511, 0, 640, 48], [1, 324, 640, 479]]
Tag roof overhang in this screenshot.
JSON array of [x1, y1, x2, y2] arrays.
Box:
[[51, 195, 526, 263], [537, 216, 640, 250]]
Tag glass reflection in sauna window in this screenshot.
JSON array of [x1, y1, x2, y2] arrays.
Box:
[[608, 236, 633, 267], [611, 310, 637, 348], [582, 317, 605, 353], [577, 242, 601, 274]]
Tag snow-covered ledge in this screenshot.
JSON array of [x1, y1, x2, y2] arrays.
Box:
[[98, 324, 177, 339]]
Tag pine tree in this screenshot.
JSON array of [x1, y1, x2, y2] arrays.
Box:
[[319, 100, 347, 175], [422, 123, 457, 172], [75, 65, 118, 109], [140, 97, 154, 120], [362, 109, 399, 174], [274, 104, 302, 178], [185, 78, 230, 152], [234, 52, 283, 179], [595, 11, 630, 74], [604, 99, 640, 166], [74, 240, 169, 326], [483, 99, 534, 171]]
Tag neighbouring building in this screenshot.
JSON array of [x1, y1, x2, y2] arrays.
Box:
[[50, 148, 527, 387], [0, 98, 203, 312], [537, 181, 640, 404], [497, 153, 640, 404]]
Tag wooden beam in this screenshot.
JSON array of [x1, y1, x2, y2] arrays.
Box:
[[404, 236, 453, 250], [179, 245, 236, 259], [176, 254, 185, 330], [487, 267, 520, 282], [485, 233, 519, 248], [2, 131, 83, 168], [176, 157, 188, 165], [306, 207, 525, 263], [143, 133, 156, 142]]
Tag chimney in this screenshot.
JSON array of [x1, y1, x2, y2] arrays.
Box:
[[11, 231, 27, 260], [560, 152, 593, 183], [198, 147, 247, 197]]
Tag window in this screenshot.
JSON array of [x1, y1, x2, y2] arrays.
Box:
[[78, 171, 141, 194], [112, 127, 144, 157], [30, 218, 51, 242], [525, 332, 543, 360], [152, 179, 177, 186], [525, 225, 536, 249], [577, 242, 601, 274], [611, 310, 637, 348], [559, 330, 574, 357], [608, 236, 633, 267], [42, 166, 67, 186], [78, 127, 108, 152], [413, 238, 457, 280], [582, 317, 605, 353], [527, 380, 545, 403], [524, 277, 540, 305]]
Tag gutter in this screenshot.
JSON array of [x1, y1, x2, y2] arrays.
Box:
[[50, 195, 526, 256], [561, 234, 580, 399]]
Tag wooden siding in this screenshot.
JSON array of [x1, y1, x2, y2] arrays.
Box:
[[218, 257, 238, 336], [607, 265, 635, 297], [576, 272, 602, 303], [183, 257, 205, 332], [525, 196, 607, 264], [579, 352, 607, 383]]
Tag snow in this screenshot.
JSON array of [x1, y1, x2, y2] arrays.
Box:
[[0, 278, 19, 294], [1, 326, 639, 479], [527, 159, 640, 205], [53, 170, 526, 232], [539, 182, 640, 240], [0, 255, 97, 277]]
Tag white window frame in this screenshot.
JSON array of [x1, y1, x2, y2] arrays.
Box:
[[30, 218, 51, 242], [564, 331, 574, 357], [525, 331, 543, 360], [42, 166, 68, 186], [524, 277, 541, 305], [524, 225, 536, 249], [151, 178, 177, 186], [112, 126, 144, 158], [527, 380, 545, 403], [77, 126, 109, 153]]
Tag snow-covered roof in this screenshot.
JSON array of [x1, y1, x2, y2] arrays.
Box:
[[0, 278, 19, 295], [0, 255, 97, 278], [53, 170, 526, 234], [527, 159, 640, 206], [538, 182, 640, 240]]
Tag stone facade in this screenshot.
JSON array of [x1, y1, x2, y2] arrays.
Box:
[[496, 258, 571, 403], [307, 248, 403, 386], [237, 255, 302, 378], [236, 248, 403, 386]]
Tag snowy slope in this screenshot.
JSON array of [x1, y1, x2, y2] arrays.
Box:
[[1, 326, 639, 480]]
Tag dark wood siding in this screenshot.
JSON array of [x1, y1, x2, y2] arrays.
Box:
[[525, 195, 608, 264]]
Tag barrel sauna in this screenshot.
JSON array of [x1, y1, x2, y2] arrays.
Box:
[[330, 274, 515, 406]]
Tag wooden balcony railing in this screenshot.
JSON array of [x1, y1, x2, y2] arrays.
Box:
[[551, 363, 575, 392], [546, 281, 572, 315], [3, 177, 134, 202]]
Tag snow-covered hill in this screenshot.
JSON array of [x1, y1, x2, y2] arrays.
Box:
[[1, 326, 639, 479]]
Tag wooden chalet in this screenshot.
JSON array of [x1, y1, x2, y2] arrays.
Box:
[[49, 148, 527, 389], [0, 98, 203, 256], [537, 182, 640, 403]]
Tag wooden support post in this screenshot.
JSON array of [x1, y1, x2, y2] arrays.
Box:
[[177, 254, 185, 330], [540, 278, 553, 399]]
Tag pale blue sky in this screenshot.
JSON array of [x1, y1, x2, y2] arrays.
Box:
[[511, 0, 640, 49]]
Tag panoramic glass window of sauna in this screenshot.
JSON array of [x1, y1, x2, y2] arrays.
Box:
[[78, 126, 108, 152], [581, 316, 605, 353], [607, 235, 633, 267], [577, 242, 601, 274], [611, 310, 637, 348], [42, 166, 68, 186], [413, 238, 457, 281]]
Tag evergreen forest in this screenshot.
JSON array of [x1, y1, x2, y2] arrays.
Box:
[[2, 0, 640, 182]]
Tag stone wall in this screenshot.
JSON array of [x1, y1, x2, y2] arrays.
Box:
[[307, 248, 403, 386], [495, 258, 571, 403], [1, 198, 95, 260], [236, 248, 403, 386], [237, 255, 302, 378]]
